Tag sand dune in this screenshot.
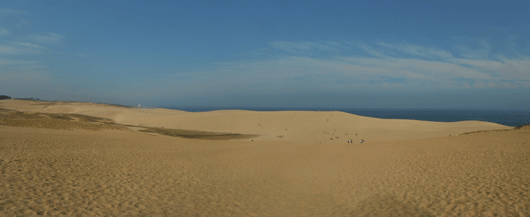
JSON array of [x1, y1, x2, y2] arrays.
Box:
[[1, 99, 528, 216], [0, 99, 510, 143]]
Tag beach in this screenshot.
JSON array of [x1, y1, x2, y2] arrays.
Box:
[[1, 99, 529, 216]]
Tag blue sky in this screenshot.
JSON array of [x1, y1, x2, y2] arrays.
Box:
[[1, 1, 529, 109]]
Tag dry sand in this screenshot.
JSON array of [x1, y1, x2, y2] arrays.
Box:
[[0, 99, 529, 216]]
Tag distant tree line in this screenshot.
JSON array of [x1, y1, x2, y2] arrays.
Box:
[[515, 124, 529, 129], [0, 95, 43, 101], [107, 103, 132, 108], [14, 97, 42, 101]]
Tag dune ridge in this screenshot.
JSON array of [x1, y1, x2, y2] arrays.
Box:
[[0, 99, 510, 143]]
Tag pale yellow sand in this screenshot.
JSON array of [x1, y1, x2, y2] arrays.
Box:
[[1, 99, 529, 216], [0, 100, 510, 143]]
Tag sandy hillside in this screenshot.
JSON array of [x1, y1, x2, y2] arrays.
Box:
[[1, 99, 529, 216], [0, 99, 510, 143]]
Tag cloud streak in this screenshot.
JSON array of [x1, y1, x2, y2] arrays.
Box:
[[162, 39, 530, 98], [0, 42, 44, 55], [377, 42, 453, 60], [31, 32, 65, 44], [0, 8, 30, 16], [0, 29, 8, 36], [0, 8, 71, 101], [269, 41, 341, 54]]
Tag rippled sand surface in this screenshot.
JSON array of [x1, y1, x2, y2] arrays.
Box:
[[1, 126, 529, 216], [1, 100, 529, 216]]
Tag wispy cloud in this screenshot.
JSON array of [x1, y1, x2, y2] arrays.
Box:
[[165, 39, 530, 97], [0, 8, 30, 16], [344, 41, 388, 58], [0, 42, 43, 55], [0, 9, 71, 100], [0, 58, 47, 70], [269, 41, 340, 54], [377, 42, 453, 60], [453, 39, 492, 60], [31, 32, 65, 44], [14, 42, 42, 48], [0, 29, 9, 36]]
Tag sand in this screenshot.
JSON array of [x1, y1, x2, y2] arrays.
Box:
[[0, 99, 529, 216]]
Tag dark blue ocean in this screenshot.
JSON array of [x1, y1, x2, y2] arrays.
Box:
[[166, 106, 530, 127]]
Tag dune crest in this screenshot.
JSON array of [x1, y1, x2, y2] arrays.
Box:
[[0, 99, 510, 143]]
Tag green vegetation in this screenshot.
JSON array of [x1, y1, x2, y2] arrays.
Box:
[[514, 124, 530, 129], [138, 127, 257, 140], [460, 124, 529, 135], [0, 108, 126, 131], [0, 108, 257, 140], [15, 97, 41, 101]]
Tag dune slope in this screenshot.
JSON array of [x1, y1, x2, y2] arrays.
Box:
[[1, 99, 527, 216], [0, 99, 511, 143], [1, 125, 529, 216]]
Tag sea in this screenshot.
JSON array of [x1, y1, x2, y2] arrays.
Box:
[[166, 107, 530, 127]]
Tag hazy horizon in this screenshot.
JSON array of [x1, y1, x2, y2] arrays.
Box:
[[1, 1, 529, 110]]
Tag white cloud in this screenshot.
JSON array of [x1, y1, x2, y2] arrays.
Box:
[[0, 58, 47, 70], [14, 42, 42, 48], [0, 58, 40, 65], [454, 39, 492, 60], [58, 39, 527, 105], [177, 40, 530, 95], [0, 29, 9, 36], [0, 8, 29, 16], [31, 32, 64, 44], [377, 42, 453, 60], [0, 45, 17, 54], [0, 10, 69, 99], [344, 41, 387, 58], [0, 42, 43, 55], [269, 41, 340, 54]]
